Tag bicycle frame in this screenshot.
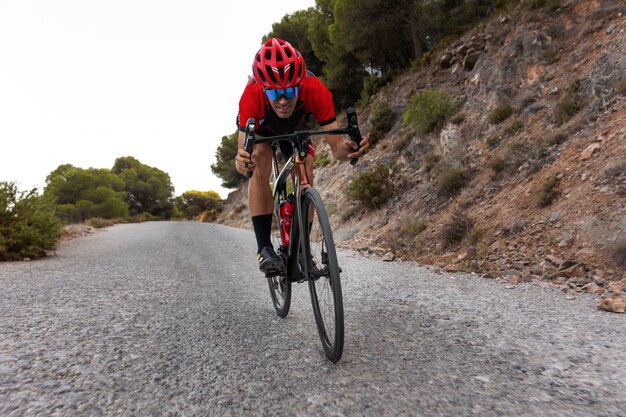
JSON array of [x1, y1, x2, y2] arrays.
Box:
[[270, 143, 310, 276], [243, 108, 363, 280]]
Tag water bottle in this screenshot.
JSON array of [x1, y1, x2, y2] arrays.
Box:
[[279, 194, 294, 246]]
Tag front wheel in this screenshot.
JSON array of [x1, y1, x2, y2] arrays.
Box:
[[300, 188, 344, 362], [267, 187, 292, 318]]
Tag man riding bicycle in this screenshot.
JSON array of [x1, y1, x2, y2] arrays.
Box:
[[234, 37, 369, 274]]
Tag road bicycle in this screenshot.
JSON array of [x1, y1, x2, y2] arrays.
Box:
[[243, 108, 363, 363]]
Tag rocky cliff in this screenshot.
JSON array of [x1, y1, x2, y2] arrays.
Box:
[[217, 0, 626, 311]]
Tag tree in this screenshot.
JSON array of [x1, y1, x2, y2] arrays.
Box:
[[309, 0, 367, 108], [0, 182, 62, 260], [264, 8, 324, 77], [176, 190, 222, 222], [45, 165, 129, 222], [111, 156, 175, 218], [332, 0, 445, 71], [211, 131, 245, 189]]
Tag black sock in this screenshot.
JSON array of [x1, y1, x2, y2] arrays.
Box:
[[251, 214, 273, 252]]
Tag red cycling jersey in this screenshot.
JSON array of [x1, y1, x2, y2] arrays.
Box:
[[237, 74, 336, 137]]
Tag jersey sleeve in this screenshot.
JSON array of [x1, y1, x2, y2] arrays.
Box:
[[303, 76, 336, 126], [238, 82, 266, 131]]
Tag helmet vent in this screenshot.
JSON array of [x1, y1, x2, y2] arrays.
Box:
[[266, 65, 279, 85]]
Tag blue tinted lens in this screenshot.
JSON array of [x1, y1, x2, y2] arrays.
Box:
[[265, 86, 299, 101]]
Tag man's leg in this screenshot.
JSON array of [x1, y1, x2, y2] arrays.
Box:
[[248, 143, 282, 273]]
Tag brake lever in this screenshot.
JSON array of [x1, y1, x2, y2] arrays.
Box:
[[244, 118, 255, 178], [346, 108, 362, 166]]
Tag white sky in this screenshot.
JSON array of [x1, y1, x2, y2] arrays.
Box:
[[0, 0, 315, 198]]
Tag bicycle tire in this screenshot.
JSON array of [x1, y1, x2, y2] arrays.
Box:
[[267, 184, 292, 318], [300, 188, 344, 362]]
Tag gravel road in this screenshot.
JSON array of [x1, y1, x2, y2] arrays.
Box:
[[0, 221, 625, 416]]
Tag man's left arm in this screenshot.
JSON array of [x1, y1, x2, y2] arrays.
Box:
[[322, 120, 369, 162]]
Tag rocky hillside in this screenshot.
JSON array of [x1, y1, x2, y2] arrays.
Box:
[[217, 0, 626, 311]]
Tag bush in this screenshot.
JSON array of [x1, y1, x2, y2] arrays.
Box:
[[441, 209, 475, 247], [315, 151, 331, 167], [360, 71, 396, 106], [534, 175, 560, 207], [400, 219, 426, 239], [436, 166, 469, 196], [495, 140, 533, 174], [403, 89, 461, 134], [554, 96, 581, 125], [0, 182, 63, 261], [347, 164, 394, 210], [394, 131, 413, 151], [488, 103, 513, 125], [490, 156, 507, 173], [507, 119, 524, 135], [369, 104, 395, 134]]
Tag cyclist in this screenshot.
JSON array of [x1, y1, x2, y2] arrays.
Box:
[[234, 37, 368, 274]]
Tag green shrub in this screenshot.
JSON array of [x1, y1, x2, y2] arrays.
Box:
[[403, 89, 461, 134], [449, 113, 465, 125], [488, 103, 513, 125], [503, 140, 533, 173], [618, 80, 626, 95], [421, 152, 441, 173], [316, 151, 331, 167], [436, 166, 469, 196], [441, 209, 475, 247], [486, 135, 502, 148], [506, 118, 524, 135], [360, 71, 396, 106], [544, 49, 561, 64], [347, 164, 394, 210], [400, 219, 426, 238], [535, 175, 560, 207], [554, 96, 580, 125], [490, 156, 507, 173], [394, 131, 413, 151], [369, 104, 395, 134], [0, 182, 62, 261]]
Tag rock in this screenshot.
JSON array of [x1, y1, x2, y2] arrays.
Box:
[[440, 52, 455, 69], [382, 252, 395, 262], [464, 51, 482, 71], [546, 254, 564, 267], [581, 143, 602, 160], [584, 283, 604, 295], [559, 260, 578, 271], [607, 281, 626, 293], [527, 103, 545, 114], [597, 294, 626, 313], [549, 212, 562, 222]]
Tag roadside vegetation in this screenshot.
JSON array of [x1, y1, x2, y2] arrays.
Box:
[[1, 156, 224, 261]]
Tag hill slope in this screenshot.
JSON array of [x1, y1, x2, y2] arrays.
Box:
[[217, 0, 626, 307]]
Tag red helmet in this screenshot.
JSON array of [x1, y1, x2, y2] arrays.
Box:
[[252, 38, 306, 89]]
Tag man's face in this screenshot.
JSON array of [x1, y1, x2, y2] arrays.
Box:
[[269, 96, 298, 119]]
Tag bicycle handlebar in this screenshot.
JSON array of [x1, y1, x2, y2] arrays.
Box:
[[242, 108, 363, 178]]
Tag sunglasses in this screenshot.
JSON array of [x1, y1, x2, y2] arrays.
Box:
[[264, 86, 299, 101]]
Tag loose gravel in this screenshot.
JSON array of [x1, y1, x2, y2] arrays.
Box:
[[0, 222, 624, 416]]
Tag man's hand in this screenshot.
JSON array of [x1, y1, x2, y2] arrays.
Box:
[[346, 134, 369, 161], [235, 148, 254, 175]]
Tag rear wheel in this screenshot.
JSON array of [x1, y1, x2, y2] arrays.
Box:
[[267, 185, 292, 318], [300, 188, 344, 362]]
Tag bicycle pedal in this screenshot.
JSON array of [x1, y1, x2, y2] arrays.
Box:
[[265, 269, 286, 279]]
